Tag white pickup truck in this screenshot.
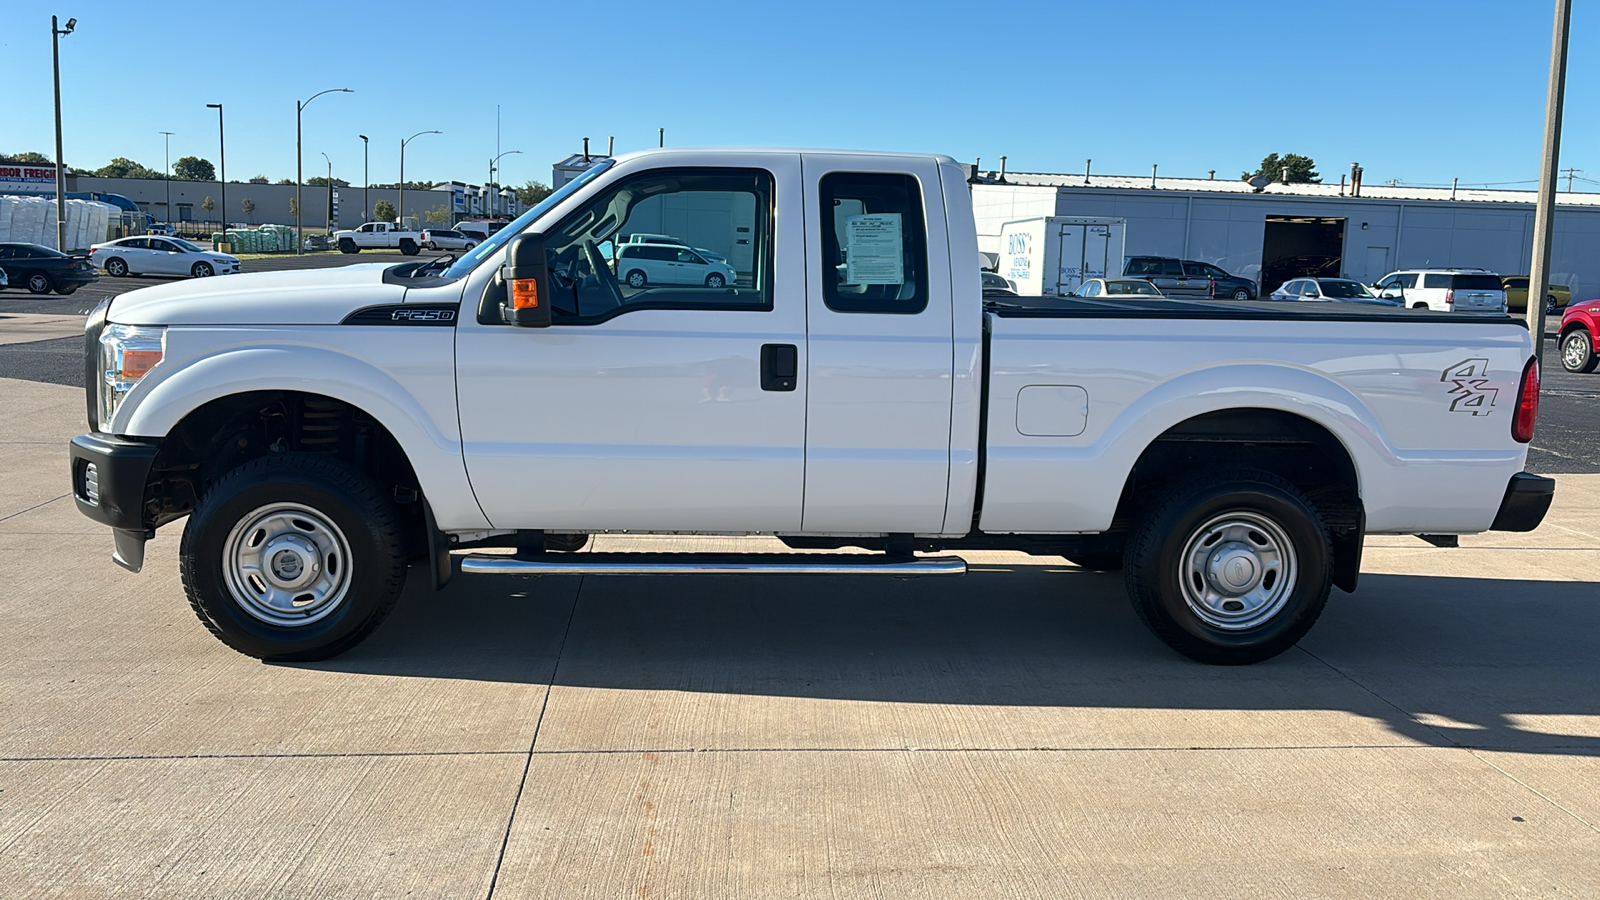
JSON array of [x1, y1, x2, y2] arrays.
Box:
[[331, 222, 425, 256], [69, 148, 1553, 666]]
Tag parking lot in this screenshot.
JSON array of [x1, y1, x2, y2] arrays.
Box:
[[0, 252, 1595, 896]]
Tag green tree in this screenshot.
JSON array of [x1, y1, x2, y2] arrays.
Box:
[[276, 178, 294, 185], [515, 180, 554, 207], [173, 156, 216, 181], [1244, 153, 1320, 184], [424, 204, 452, 225], [373, 199, 397, 223], [288, 197, 299, 221], [241, 197, 256, 223], [95, 157, 163, 179], [248, 175, 269, 184], [306, 176, 331, 187], [201, 196, 215, 223], [0, 151, 55, 165]]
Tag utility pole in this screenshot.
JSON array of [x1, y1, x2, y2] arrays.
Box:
[[1528, 0, 1571, 358], [159, 131, 173, 230], [51, 15, 77, 250], [207, 104, 225, 234], [359, 135, 369, 222], [1560, 167, 1581, 191]]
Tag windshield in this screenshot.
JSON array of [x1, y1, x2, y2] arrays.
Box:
[[443, 159, 615, 279], [171, 238, 206, 253], [1318, 279, 1374, 299]]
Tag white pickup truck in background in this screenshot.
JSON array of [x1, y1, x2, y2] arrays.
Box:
[[69, 148, 1553, 667], [331, 221, 425, 255]]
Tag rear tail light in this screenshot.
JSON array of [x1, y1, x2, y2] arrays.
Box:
[[1445, 289, 1455, 305], [1209, 279, 1216, 297], [1512, 356, 1540, 443]]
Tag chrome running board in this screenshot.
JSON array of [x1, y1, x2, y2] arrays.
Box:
[[459, 552, 967, 577]]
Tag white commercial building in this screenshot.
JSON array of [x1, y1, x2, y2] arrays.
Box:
[[972, 169, 1600, 298]]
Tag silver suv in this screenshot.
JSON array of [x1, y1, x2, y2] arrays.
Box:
[[1373, 268, 1507, 313]]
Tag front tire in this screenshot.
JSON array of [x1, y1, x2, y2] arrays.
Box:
[[191, 261, 214, 278], [338, 239, 359, 254], [105, 257, 129, 277], [705, 273, 726, 288], [1561, 328, 1598, 373], [26, 272, 53, 294], [1124, 468, 1332, 665], [464, 242, 476, 251], [179, 453, 408, 661]]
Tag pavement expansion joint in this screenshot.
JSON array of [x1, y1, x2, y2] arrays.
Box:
[[1471, 750, 1600, 835]]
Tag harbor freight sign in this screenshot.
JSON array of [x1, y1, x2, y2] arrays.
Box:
[[0, 164, 67, 195]]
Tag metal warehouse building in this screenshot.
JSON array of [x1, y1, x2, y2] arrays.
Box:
[[971, 170, 1600, 298]]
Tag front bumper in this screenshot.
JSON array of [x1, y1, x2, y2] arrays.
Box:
[[68, 433, 160, 572], [1489, 472, 1555, 532]]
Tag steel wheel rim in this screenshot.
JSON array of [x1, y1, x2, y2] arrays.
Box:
[[1178, 510, 1298, 631], [709, 275, 724, 287], [628, 273, 644, 287], [222, 502, 354, 627]]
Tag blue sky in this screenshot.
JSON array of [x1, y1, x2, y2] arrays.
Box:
[[3, 0, 1597, 191]]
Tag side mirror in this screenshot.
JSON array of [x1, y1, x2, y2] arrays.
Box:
[[501, 233, 551, 327]]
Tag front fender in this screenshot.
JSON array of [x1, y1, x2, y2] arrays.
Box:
[[117, 336, 490, 531]]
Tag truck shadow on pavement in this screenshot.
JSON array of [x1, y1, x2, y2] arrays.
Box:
[[303, 565, 1600, 756]]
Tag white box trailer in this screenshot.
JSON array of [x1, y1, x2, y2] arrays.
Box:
[[999, 216, 1126, 297]]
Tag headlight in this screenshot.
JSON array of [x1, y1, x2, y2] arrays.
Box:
[[98, 324, 165, 432]]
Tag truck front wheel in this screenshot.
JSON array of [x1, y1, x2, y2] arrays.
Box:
[[179, 453, 408, 661], [338, 239, 359, 254], [1123, 468, 1331, 665]]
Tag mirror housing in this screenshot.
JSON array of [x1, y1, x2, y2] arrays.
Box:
[[501, 233, 552, 327]]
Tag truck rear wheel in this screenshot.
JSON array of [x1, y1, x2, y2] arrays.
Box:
[[399, 239, 419, 256], [1123, 468, 1331, 665], [179, 453, 408, 661]]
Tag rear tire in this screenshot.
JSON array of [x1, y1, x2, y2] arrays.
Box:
[[1124, 468, 1332, 665], [1546, 295, 1560, 315], [1411, 302, 1428, 310], [56, 285, 78, 295], [399, 239, 419, 256], [1231, 288, 1252, 300], [1561, 328, 1598, 373], [105, 257, 129, 277], [179, 453, 409, 661], [26, 271, 53, 294], [625, 270, 647, 288]]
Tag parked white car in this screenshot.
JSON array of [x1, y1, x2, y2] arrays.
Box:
[[420, 229, 477, 251], [90, 237, 241, 278], [1372, 268, 1506, 313], [615, 242, 738, 288]]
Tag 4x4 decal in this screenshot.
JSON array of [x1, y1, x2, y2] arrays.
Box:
[[1441, 358, 1498, 416]]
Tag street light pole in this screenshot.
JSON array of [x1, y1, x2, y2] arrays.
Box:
[[321, 152, 333, 231], [296, 88, 352, 253], [159, 131, 173, 231], [51, 15, 76, 251], [398, 129, 441, 230], [1528, 0, 1572, 359], [359, 135, 369, 222], [490, 149, 522, 219], [207, 103, 225, 236]]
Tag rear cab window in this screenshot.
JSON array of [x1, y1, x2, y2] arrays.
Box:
[[819, 172, 928, 314]]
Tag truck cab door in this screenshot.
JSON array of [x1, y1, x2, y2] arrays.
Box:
[[799, 154, 954, 533], [455, 156, 808, 532]]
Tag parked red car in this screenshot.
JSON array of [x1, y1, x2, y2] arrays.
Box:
[[1559, 301, 1600, 373]]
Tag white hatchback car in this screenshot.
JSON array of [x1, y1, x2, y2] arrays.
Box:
[[91, 236, 241, 278], [615, 243, 738, 289], [1372, 268, 1506, 313]]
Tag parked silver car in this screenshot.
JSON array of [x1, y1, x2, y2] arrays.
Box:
[[1272, 277, 1402, 307], [1073, 278, 1165, 298]]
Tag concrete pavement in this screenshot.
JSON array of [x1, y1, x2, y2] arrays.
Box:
[[1, 375, 1597, 898]]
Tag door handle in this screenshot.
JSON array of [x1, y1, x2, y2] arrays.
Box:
[[760, 343, 798, 392]]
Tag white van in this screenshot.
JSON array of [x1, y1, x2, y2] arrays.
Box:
[[615, 243, 738, 288]]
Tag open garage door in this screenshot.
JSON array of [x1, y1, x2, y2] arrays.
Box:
[[1261, 216, 1345, 295]]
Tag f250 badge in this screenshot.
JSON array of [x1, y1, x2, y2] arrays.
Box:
[[391, 308, 455, 322], [1441, 358, 1498, 416]]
